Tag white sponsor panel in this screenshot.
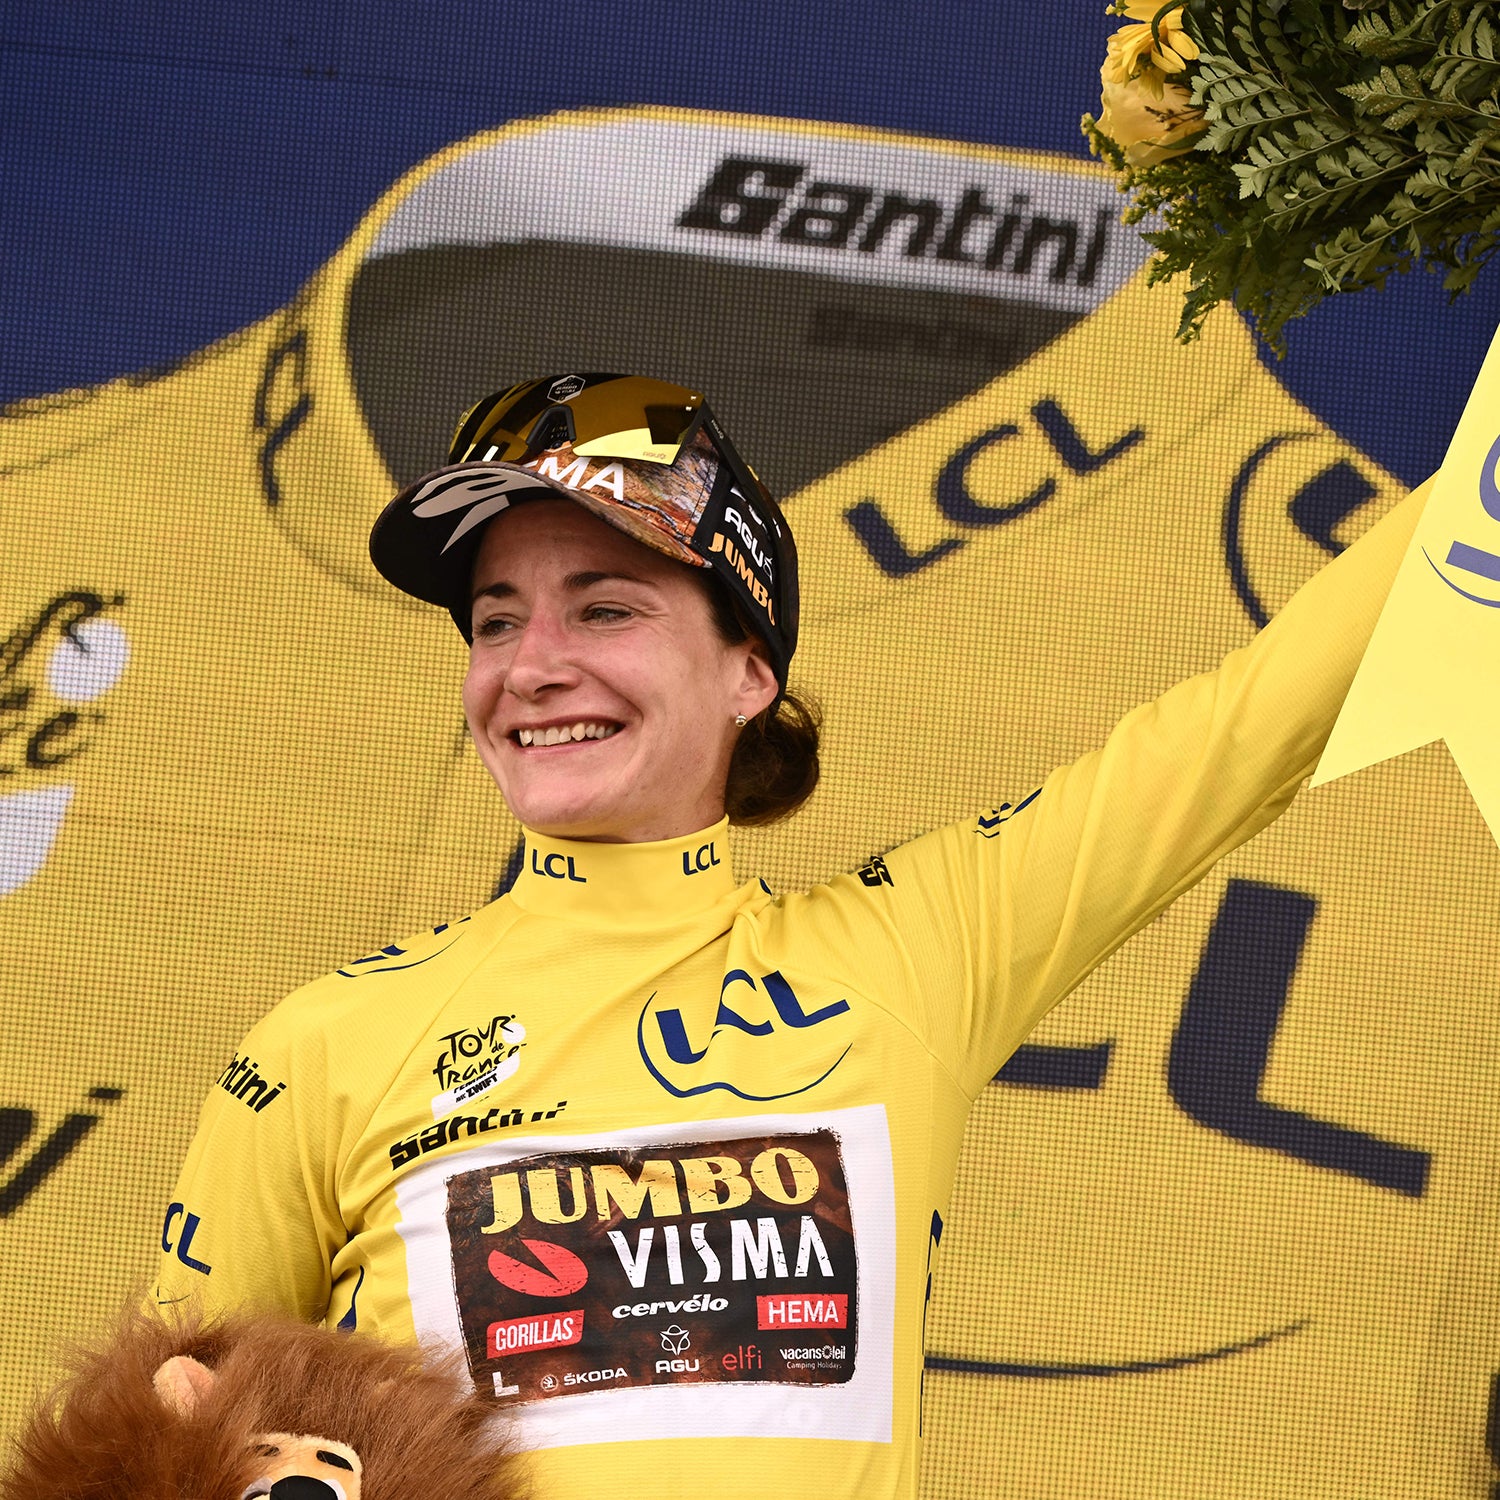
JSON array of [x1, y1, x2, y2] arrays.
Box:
[[394, 1103, 897, 1449]]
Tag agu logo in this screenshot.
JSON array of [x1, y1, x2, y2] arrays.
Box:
[[659, 1324, 691, 1354], [638, 967, 853, 1100], [656, 1323, 699, 1373]]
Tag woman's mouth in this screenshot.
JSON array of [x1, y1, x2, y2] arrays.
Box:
[[514, 721, 622, 747]]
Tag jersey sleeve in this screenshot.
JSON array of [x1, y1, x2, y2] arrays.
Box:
[[825, 481, 1428, 1100], [153, 993, 342, 1322]]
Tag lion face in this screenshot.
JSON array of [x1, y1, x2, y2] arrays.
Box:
[[239, 1434, 362, 1500]]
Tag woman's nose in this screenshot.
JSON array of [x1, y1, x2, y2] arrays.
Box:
[[502, 609, 579, 697]]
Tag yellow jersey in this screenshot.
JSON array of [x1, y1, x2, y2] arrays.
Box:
[[158, 486, 1419, 1500]]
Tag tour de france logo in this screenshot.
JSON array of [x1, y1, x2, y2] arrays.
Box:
[[429, 1015, 527, 1117], [1, 590, 130, 899]]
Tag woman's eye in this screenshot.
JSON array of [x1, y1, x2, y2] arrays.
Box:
[[583, 604, 630, 623], [472, 614, 517, 639]]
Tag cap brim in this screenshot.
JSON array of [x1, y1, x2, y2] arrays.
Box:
[[369, 460, 707, 639]]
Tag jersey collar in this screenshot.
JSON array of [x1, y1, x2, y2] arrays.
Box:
[[253, 106, 1162, 622], [507, 819, 738, 923]]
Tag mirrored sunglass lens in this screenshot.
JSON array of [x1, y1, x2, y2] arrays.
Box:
[[452, 376, 704, 465], [563, 379, 703, 463], [644, 403, 699, 445]]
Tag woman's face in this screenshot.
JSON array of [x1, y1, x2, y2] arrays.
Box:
[[463, 498, 778, 843]]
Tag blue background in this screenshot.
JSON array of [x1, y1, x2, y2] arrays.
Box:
[[4, 0, 1497, 488]]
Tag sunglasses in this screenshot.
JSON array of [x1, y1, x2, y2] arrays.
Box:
[[449, 373, 709, 467]]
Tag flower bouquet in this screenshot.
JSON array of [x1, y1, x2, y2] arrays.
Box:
[[1082, 0, 1500, 352]]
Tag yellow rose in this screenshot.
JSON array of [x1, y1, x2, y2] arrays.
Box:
[[1096, 70, 1205, 166]]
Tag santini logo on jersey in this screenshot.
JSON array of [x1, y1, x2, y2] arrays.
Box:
[[638, 967, 853, 1101], [215, 1053, 284, 1113], [678, 156, 1114, 290], [388, 1100, 567, 1170]]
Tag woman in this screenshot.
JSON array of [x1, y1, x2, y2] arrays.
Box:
[[158, 373, 1422, 1500]]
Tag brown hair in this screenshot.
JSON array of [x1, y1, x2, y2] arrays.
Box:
[[3, 1308, 520, 1500], [704, 580, 821, 826]]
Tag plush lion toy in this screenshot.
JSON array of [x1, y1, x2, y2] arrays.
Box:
[[1, 1310, 522, 1500]]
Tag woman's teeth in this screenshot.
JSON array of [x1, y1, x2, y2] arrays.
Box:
[[517, 722, 620, 747]]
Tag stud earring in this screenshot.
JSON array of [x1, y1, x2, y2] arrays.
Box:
[[734, 714, 748, 727]]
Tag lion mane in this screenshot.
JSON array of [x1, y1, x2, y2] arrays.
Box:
[[2, 1309, 523, 1500]]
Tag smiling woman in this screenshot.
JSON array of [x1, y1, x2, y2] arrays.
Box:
[[368, 372, 824, 843], [461, 499, 780, 843], [155, 371, 1427, 1500]]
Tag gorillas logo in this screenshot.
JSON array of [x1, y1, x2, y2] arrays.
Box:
[[487, 1239, 589, 1298], [638, 967, 853, 1101]]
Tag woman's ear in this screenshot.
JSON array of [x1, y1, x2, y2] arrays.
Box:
[[152, 1354, 217, 1417], [735, 640, 780, 721]]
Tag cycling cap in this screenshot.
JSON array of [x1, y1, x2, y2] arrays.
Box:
[[368, 372, 799, 687]]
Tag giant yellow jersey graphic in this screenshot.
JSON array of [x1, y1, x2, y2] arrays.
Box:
[[2, 108, 1496, 1497]]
